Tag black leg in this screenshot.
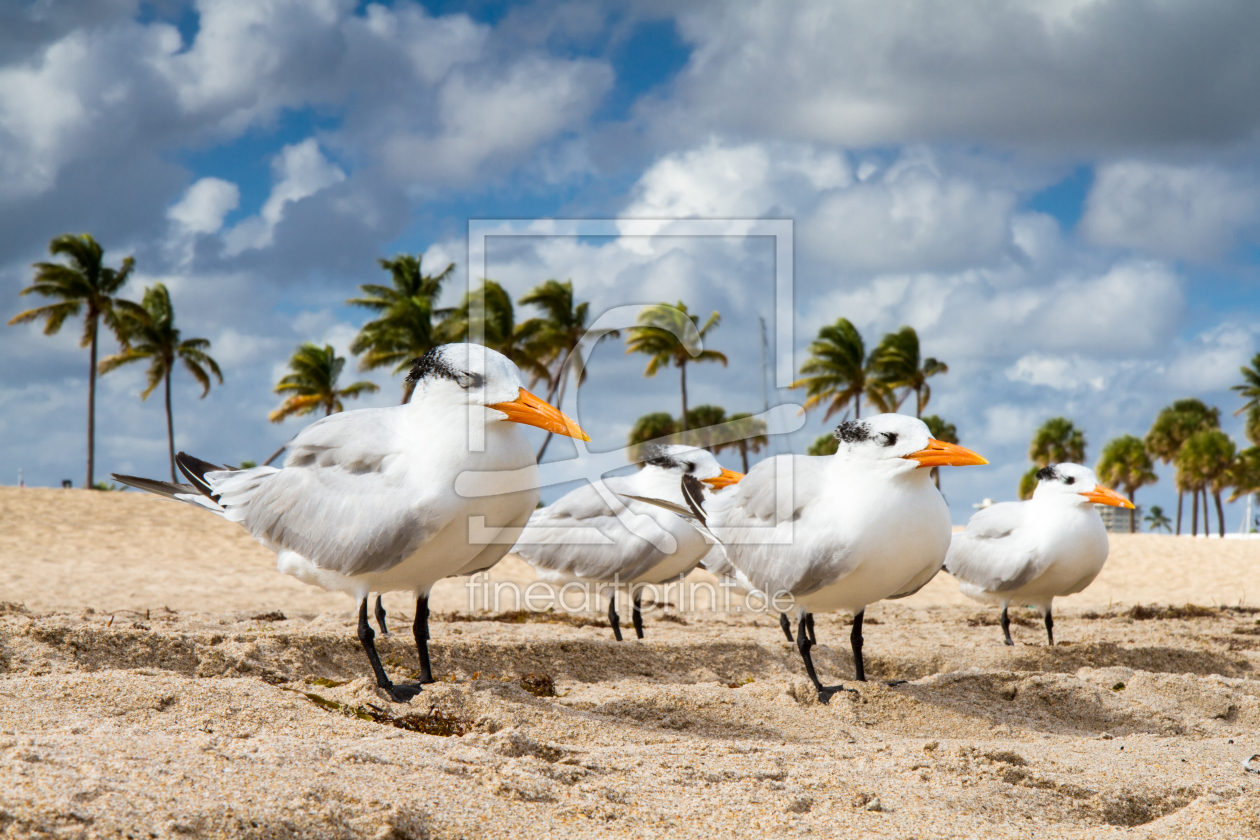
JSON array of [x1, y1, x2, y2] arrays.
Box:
[[806, 613, 817, 644], [795, 611, 855, 704], [779, 612, 794, 642], [413, 594, 435, 684], [1000, 606, 1014, 646], [607, 590, 623, 642], [631, 590, 645, 639], [357, 598, 420, 703], [850, 609, 866, 682], [1044, 609, 1054, 646], [374, 594, 389, 635]]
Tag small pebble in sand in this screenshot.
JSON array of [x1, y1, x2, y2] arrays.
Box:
[[865, 797, 883, 812]]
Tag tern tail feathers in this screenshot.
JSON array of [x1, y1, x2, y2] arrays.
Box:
[[111, 473, 196, 499], [110, 473, 226, 515], [175, 452, 232, 501]]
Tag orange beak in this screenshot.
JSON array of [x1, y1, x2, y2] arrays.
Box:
[[906, 438, 989, 469], [489, 388, 590, 441], [1082, 484, 1134, 508], [702, 468, 744, 489]]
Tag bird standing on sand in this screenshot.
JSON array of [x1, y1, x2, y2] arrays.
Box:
[[113, 344, 588, 702], [514, 444, 742, 640], [638, 414, 987, 703], [945, 463, 1133, 646]]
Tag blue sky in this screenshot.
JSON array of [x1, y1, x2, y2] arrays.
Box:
[[3, 0, 1260, 529]]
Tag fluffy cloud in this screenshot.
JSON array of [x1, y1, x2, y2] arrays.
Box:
[[167, 177, 240, 236], [803, 153, 1016, 273], [657, 0, 1260, 152], [1165, 323, 1257, 392], [222, 140, 345, 255], [1081, 161, 1260, 259]]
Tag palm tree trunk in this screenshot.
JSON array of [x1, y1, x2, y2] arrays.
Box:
[[1214, 490, 1225, 538], [1203, 488, 1211, 535], [86, 311, 98, 489], [1128, 490, 1136, 533], [1175, 491, 1183, 535], [536, 358, 571, 461], [1191, 489, 1199, 536], [164, 367, 176, 482], [740, 443, 749, 473], [679, 363, 689, 433]]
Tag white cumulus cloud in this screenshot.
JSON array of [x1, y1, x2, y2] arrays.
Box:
[[223, 139, 345, 255], [167, 177, 240, 235], [1081, 161, 1260, 260]]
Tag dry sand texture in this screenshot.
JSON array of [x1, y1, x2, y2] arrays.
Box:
[[2, 486, 1259, 838]]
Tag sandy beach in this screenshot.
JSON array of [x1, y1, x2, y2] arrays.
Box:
[[2, 486, 1259, 838]]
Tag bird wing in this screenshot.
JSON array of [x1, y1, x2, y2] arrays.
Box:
[[944, 502, 1046, 593], [707, 455, 854, 598], [514, 480, 670, 582], [205, 411, 458, 577], [111, 473, 226, 514]]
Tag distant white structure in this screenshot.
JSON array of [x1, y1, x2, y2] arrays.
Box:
[[1096, 503, 1141, 533], [973, 498, 995, 510]]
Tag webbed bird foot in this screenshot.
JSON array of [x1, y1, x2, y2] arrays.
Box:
[[382, 682, 423, 703], [816, 684, 860, 704]]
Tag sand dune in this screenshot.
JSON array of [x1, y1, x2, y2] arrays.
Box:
[[2, 486, 1258, 838]]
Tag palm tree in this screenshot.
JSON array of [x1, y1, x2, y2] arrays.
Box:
[[682, 404, 729, 451], [790, 318, 889, 420], [1228, 447, 1260, 533], [1017, 466, 1040, 501], [627, 412, 678, 463], [721, 412, 769, 472], [1095, 434, 1158, 533], [1145, 399, 1220, 534], [270, 343, 379, 423], [440, 280, 549, 386], [8, 233, 136, 488], [1144, 505, 1172, 533], [625, 302, 727, 433], [1232, 353, 1260, 418], [808, 435, 839, 457], [922, 414, 958, 491], [1177, 429, 1235, 537], [1029, 417, 1087, 466], [1246, 405, 1260, 447], [869, 326, 948, 417], [98, 283, 223, 481], [347, 254, 454, 404], [517, 279, 618, 460]]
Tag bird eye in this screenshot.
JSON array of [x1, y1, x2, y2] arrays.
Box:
[[683, 462, 695, 472], [880, 432, 898, 447], [1064, 476, 1075, 485], [457, 372, 485, 390]]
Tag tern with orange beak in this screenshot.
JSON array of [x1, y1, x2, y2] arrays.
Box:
[[945, 463, 1133, 646], [635, 414, 987, 703], [112, 344, 588, 702], [513, 444, 743, 641]]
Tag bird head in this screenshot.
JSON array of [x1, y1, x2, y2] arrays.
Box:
[[640, 444, 743, 489], [829, 414, 988, 474], [406, 344, 588, 440], [1032, 464, 1133, 508]]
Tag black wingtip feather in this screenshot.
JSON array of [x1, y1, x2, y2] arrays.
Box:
[[111, 473, 197, 499], [680, 474, 708, 526], [175, 452, 225, 501]]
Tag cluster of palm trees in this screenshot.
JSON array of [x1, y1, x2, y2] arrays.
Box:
[[1018, 379, 1260, 535], [16, 232, 1260, 532], [9, 234, 222, 485]]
